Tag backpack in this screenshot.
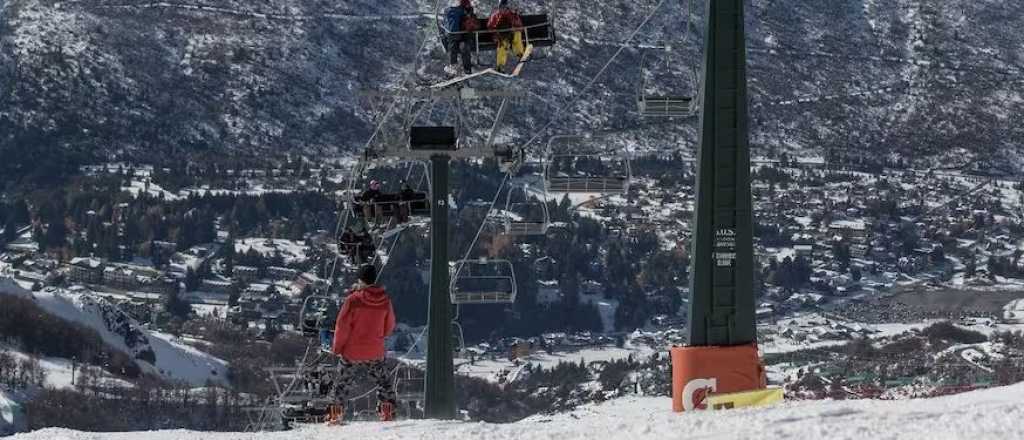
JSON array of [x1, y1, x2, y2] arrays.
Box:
[[444, 7, 465, 32]]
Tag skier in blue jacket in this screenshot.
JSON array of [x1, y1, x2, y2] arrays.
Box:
[[444, 0, 477, 75]]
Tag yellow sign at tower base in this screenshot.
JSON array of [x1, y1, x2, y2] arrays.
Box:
[[707, 387, 784, 410]]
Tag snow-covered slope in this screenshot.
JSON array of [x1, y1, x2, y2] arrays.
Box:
[[0, 281, 228, 386], [14, 381, 1024, 439], [0, 390, 21, 435]]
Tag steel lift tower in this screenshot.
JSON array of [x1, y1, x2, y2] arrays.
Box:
[[375, 126, 521, 419], [670, 0, 770, 411]]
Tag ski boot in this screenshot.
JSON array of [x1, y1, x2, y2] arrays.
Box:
[[378, 401, 395, 422], [326, 403, 344, 426]]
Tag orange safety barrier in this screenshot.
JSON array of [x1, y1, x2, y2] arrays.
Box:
[[670, 343, 767, 412]]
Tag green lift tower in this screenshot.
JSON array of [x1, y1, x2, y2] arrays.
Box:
[[670, 0, 769, 412]]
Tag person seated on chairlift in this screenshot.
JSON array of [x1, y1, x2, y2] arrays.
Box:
[[356, 228, 375, 263], [361, 180, 383, 223], [396, 181, 417, 224], [339, 227, 357, 254], [488, 0, 525, 74], [444, 0, 478, 75], [319, 298, 340, 352]]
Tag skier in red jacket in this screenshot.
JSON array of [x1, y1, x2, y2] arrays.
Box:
[[487, 0, 525, 73], [326, 264, 398, 424]]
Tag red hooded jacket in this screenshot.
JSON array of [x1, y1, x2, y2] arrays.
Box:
[[331, 285, 396, 362], [487, 7, 523, 32]]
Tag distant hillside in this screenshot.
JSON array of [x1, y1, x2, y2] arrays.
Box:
[[0, 279, 228, 386], [1, 0, 1022, 173]]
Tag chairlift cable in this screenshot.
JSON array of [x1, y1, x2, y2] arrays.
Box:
[[515, 0, 671, 157]]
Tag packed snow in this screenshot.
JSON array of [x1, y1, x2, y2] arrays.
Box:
[[16, 381, 1024, 439]]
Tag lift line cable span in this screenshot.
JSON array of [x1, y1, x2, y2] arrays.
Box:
[[515, 0, 671, 157]]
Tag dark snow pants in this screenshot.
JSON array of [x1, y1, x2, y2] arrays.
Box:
[[333, 359, 397, 405], [447, 34, 473, 73]]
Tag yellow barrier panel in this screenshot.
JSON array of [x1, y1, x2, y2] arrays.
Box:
[[707, 387, 784, 410]]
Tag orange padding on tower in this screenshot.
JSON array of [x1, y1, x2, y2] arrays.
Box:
[[670, 343, 767, 412]]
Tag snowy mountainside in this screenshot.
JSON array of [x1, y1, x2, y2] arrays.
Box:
[[1, 0, 1023, 173], [14, 382, 1024, 439], [0, 390, 22, 436], [0, 281, 228, 386]]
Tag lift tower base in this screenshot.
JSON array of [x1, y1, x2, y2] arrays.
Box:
[[670, 344, 765, 411]]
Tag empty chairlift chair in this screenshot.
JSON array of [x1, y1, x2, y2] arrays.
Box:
[[450, 259, 517, 304], [544, 135, 631, 195], [636, 48, 700, 118], [500, 185, 550, 236]]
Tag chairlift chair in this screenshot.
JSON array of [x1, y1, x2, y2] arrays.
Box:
[[636, 47, 700, 118], [349, 192, 431, 219], [298, 295, 336, 337], [338, 229, 376, 264], [450, 258, 517, 304], [347, 167, 432, 222], [494, 145, 525, 174], [636, 0, 702, 118], [544, 135, 631, 195], [437, 9, 556, 54], [500, 185, 550, 236]]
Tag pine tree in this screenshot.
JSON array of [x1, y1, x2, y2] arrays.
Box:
[[164, 291, 192, 320], [11, 199, 30, 225], [223, 237, 236, 276], [185, 267, 200, 291], [2, 216, 16, 243], [45, 219, 67, 250]]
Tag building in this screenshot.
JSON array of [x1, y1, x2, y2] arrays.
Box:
[[794, 244, 814, 259], [102, 264, 165, 291], [67, 257, 104, 284], [234, 266, 259, 283], [244, 283, 273, 298], [829, 220, 871, 243], [200, 279, 233, 294], [103, 266, 136, 289], [267, 266, 298, 281]]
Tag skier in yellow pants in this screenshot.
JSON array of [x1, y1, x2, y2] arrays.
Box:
[[488, 0, 525, 73]]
